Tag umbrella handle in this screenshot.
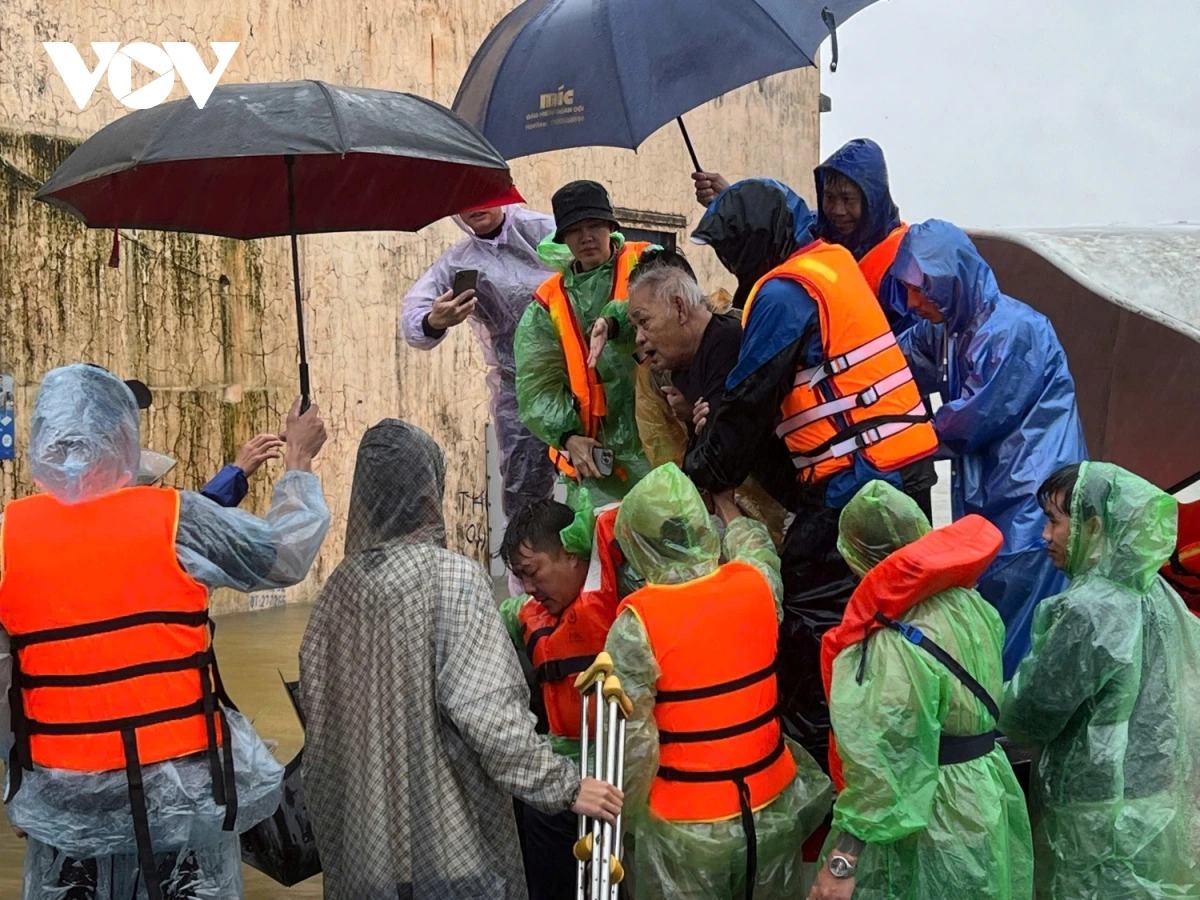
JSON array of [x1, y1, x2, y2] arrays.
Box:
[[676, 117, 702, 173], [822, 8, 839, 73]]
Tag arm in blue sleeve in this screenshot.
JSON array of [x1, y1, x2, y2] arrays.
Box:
[[200, 464, 249, 508], [897, 320, 944, 398], [684, 280, 818, 493], [935, 318, 1048, 457]]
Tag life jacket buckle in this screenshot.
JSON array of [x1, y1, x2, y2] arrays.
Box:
[[894, 622, 925, 644], [857, 385, 880, 408]]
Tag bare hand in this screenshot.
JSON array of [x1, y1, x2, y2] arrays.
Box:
[[586, 318, 610, 369], [11, 825, 26, 839], [713, 490, 742, 525], [807, 864, 856, 900], [662, 385, 690, 422], [284, 398, 327, 471], [233, 433, 284, 477], [427, 287, 477, 331], [692, 171, 731, 207], [692, 398, 711, 433], [572, 777, 624, 824], [564, 434, 602, 480]]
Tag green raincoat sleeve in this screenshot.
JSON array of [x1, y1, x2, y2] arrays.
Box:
[[513, 299, 583, 449], [999, 462, 1200, 899], [606, 464, 831, 900]]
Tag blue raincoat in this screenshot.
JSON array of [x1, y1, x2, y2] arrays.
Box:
[[814, 138, 901, 260], [893, 221, 1089, 676]]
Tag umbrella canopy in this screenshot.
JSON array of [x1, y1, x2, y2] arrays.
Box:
[[452, 0, 880, 163], [35, 80, 521, 237], [968, 226, 1200, 494], [36, 80, 522, 405]]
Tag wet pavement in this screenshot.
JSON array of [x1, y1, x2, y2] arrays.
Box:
[[0, 603, 322, 899]]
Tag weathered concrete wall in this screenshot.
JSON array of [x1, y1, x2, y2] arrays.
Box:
[[0, 1, 820, 613]]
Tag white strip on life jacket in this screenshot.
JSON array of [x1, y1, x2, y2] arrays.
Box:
[[794, 332, 897, 389], [583, 502, 622, 594], [776, 368, 916, 439], [789, 402, 929, 470]]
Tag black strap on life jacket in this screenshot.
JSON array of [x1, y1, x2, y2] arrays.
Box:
[[790, 412, 933, 465], [874, 613, 1000, 766], [6, 610, 240, 900], [534, 655, 594, 685], [655, 661, 783, 900]]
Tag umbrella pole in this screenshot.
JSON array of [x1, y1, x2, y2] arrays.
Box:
[[676, 117, 702, 173], [284, 155, 311, 413]]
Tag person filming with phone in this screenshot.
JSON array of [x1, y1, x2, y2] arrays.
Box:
[[401, 202, 559, 544]]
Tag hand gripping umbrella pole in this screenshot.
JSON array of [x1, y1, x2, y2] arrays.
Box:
[[573, 653, 633, 900]]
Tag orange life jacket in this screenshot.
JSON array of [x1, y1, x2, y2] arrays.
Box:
[[0, 487, 238, 900], [742, 240, 938, 485], [618, 560, 796, 823], [1163, 499, 1200, 615], [820, 515, 1003, 790], [857, 223, 909, 298], [518, 505, 622, 738], [534, 240, 652, 479]]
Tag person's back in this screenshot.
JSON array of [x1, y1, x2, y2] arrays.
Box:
[[814, 482, 1032, 899], [301, 420, 610, 900], [1001, 462, 1200, 898]]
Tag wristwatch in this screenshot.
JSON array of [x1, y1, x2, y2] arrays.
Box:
[[828, 854, 857, 878]]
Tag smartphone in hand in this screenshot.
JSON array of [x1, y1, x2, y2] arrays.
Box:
[[591, 447, 615, 477], [452, 269, 479, 297]]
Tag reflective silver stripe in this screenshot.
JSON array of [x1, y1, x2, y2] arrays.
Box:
[[790, 402, 929, 470], [793, 333, 897, 389], [775, 368, 916, 438]]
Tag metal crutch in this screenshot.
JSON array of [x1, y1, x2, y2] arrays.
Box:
[[599, 674, 633, 900], [573, 652, 613, 900]]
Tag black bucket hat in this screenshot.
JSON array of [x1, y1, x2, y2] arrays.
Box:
[[551, 180, 619, 243]]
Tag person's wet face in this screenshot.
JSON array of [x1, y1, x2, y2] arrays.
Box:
[[821, 172, 864, 238], [1042, 492, 1072, 571], [510, 542, 588, 615], [906, 286, 946, 324], [562, 219, 616, 271], [628, 282, 696, 372], [462, 206, 505, 235]]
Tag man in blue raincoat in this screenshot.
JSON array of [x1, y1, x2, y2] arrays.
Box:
[[892, 220, 1089, 675]]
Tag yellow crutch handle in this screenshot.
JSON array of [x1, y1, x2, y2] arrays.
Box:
[[610, 857, 625, 884], [573, 833, 594, 861], [602, 674, 634, 718], [574, 652, 614, 693]]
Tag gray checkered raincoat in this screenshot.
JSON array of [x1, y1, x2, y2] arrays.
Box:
[[300, 419, 578, 900]]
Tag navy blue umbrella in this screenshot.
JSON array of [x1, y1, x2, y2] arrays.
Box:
[[453, 0, 881, 168]]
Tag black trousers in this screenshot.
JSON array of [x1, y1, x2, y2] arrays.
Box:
[[521, 804, 579, 900]]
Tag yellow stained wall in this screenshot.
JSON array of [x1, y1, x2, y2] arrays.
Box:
[[0, 1, 820, 613]]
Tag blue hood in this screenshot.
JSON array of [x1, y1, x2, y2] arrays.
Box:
[[815, 138, 901, 260], [891, 219, 1001, 335]]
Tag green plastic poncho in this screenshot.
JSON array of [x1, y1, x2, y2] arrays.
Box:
[[1001, 462, 1200, 899], [513, 233, 651, 503], [604, 464, 832, 900], [825, 481, 1034, 899]]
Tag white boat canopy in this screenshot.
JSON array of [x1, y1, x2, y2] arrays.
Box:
[[968, 226, 1200, 495]]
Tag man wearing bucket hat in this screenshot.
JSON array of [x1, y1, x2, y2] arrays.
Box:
[[513, 180, 653, 503]]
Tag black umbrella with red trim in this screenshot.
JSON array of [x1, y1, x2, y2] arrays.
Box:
[[35, 79, 523, 407]]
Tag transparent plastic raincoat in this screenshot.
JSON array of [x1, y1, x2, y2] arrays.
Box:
[[401, 205, 558, 518], [0, 364, 331, 900], [514, 232, 652, 503], [1001, 462, 1200, 899], [893, 221, 1088, 676], [605, 464, 832, 899], [824, 481, 1033, 899]]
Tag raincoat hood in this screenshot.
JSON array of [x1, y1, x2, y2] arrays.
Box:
[[451, 203, 522, 243], [613, 463, 719, 585], [691, 178, 817, 307], [1066, 461, 1177, 590], [537, 230, 627, 277], [344, 419, 447, 554], [29, 364, 141, 504], [836, 479, 932, 578], [892, 220, 1001, 334], [815, 138, 901, 260]]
